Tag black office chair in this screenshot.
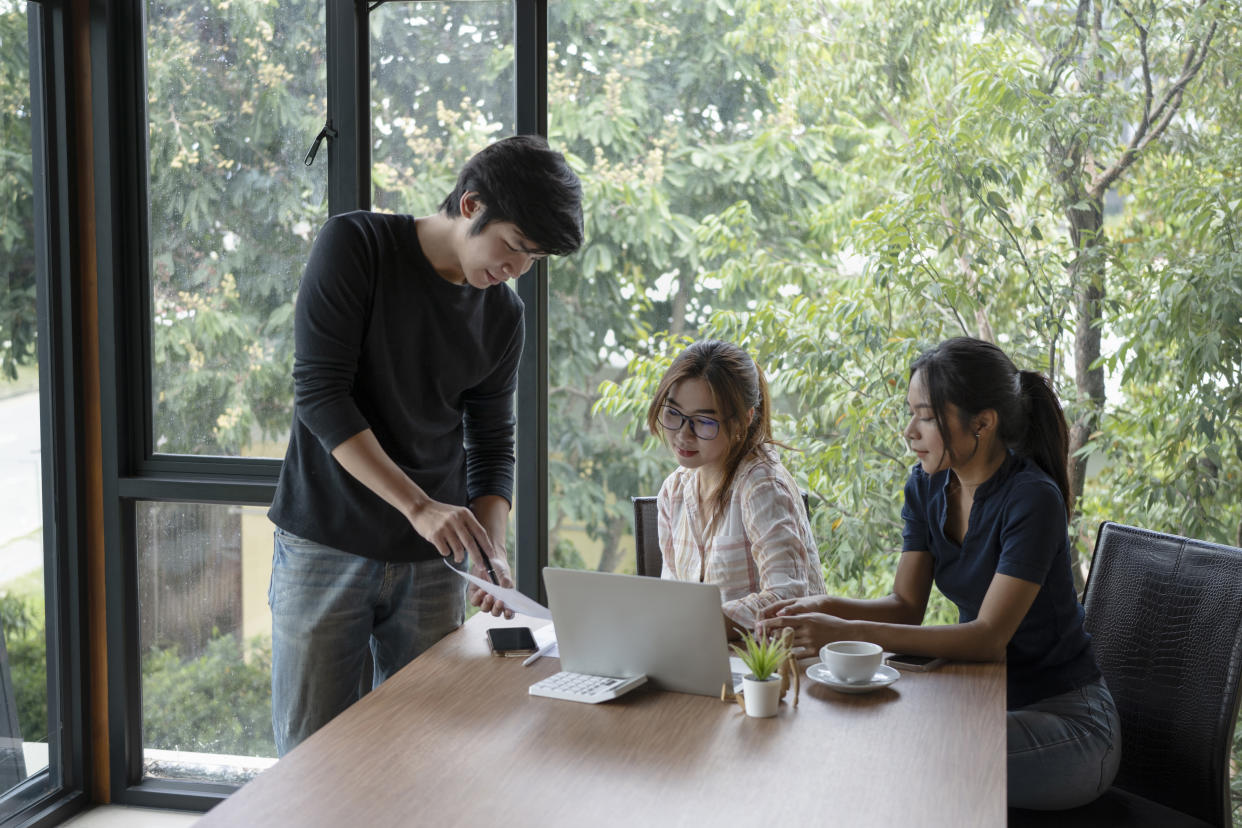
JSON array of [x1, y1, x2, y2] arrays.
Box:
[[631, 491, 811, 577], [1009, 522, 1242, 828]]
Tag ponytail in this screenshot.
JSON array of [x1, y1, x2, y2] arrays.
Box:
[[1018, 371, 1072, 517], [911, 338, 1073, 520]]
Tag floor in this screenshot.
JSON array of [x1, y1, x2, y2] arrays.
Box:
[[61, 806, 199, 827]]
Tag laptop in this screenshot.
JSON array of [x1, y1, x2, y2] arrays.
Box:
[[539, 568, 737, 698]]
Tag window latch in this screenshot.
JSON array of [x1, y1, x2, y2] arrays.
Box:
[[304, 121, 338, 167]]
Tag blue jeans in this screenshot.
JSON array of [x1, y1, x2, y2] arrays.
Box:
[[268, 528, 466, 756], [1008, 676, 1121, 810]]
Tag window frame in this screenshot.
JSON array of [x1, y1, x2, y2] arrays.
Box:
[[94, 0, 550, 809], [0, 1, 92, 825]]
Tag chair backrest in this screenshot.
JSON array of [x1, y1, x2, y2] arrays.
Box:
[[632, 497, 661, 577], [1082, 522, 1242, 826], [632, 491, 810, 578]]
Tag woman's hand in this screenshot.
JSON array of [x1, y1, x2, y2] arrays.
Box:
[[757, 611, 851, 655], [759, 595, 831, 620]]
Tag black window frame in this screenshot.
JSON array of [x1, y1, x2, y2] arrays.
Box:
[[0, 1, 91, 826], [94, 0, 550, 809]]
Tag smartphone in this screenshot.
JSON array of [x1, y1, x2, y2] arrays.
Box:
[[885, 653, 947, 672], [486, 626, 538, 657]]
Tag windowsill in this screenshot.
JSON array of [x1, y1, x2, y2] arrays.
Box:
[[61, 805, 199, 827]]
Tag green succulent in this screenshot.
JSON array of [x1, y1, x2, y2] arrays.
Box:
[[731, 631, 790, 682]]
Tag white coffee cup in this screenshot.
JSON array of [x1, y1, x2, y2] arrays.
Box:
[[819, 641, 883, 684]]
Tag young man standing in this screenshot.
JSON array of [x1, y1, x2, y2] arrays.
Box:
[[267, 135, 583, 754]]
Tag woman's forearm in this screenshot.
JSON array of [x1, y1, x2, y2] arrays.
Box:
[[817, 593, 925, 626], [834, 617, 1007, 663]]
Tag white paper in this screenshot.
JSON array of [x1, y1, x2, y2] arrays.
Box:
[[533, 624, 558, 655], [444, 559, 552, 620]]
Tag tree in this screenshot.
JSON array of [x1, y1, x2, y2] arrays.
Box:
[[679, 0, 1242, 578], [1026, 0, 1221, 522], [0, 2, 35, 383], [146, 0, 326, 455]]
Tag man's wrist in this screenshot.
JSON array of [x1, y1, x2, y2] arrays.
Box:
[[400, 490, 432, 522]]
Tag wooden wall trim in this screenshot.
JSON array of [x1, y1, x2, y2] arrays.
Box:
[[69, 0, 108, 802]]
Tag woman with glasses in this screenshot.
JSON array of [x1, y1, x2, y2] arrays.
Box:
[[645, 340, 826, 639]]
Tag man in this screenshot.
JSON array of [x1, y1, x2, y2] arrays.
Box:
[[267, 135, 583, 754]]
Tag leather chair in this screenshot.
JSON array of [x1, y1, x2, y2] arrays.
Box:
[[1009, 522, 1242, 827], [632, 491, 810, 577]]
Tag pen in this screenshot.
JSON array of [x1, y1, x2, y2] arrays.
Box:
[[478, 551, 500, 586], [522, 639, 556, 667]]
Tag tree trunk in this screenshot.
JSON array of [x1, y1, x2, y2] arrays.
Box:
[[669, 274, 690, 337], [595, 515, 628, 573], [1065, 198, 1106, 512], [1062, 194, 1107, 592]]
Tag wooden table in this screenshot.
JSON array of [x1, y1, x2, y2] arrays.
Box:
[[195, 614, 1006, 827]]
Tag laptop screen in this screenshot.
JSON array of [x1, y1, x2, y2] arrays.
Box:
[[542, 568, 735, 697]]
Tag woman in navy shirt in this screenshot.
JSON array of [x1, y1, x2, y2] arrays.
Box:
[[759, 337, 1119, 810]]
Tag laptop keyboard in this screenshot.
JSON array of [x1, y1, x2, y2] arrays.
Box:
[[529, 671, 647, 704]]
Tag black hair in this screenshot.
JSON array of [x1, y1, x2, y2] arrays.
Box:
[[439, 135, 584, 257], [910, 337, 1073, 516]]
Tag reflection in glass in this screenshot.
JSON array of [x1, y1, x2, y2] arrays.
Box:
[[146, 0, 327, 458], [138, 502, 277, 783]]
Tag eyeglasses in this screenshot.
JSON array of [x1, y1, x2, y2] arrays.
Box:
[[659, 406, 720, 440]]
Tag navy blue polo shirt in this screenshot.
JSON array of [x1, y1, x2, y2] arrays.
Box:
[[901, 452, 1099, 709]]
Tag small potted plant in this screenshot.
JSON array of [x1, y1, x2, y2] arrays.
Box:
[[732, 631, 790, 718]]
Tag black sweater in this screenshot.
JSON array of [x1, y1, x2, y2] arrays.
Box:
[[268, 211, 524, 562]]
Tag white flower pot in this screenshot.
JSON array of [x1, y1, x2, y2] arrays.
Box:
[[742, 674, 782, 718]]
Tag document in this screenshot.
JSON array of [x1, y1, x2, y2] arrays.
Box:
[[443, 559, 553, 620]]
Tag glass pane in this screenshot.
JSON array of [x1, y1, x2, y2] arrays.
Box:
[[547, 3, 812, 572], [370, 1, 514, 214], [147, 0, 328, 458], [138, 502, 277, 783], [0, 0, 54, 805]]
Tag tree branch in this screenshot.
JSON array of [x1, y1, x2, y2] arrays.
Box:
[[1117, 2, 1153, 138], [1090, 15, 1218, 199], [549, 385, 599, 403]]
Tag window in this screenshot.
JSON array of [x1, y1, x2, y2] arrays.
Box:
[[146, 0, 328, 459], [135, 0, 327, 787], [545, 3, 816, 573], [370, 2, 515, 215], [0, 0, 54, 810], [100, 0, 546, 808], [0, 0, 86, 822]]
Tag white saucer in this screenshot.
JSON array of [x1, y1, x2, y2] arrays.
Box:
[[806, 663, 900, 694]]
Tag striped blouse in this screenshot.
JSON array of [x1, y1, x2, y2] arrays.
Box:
[[657, 445, 827, 629]]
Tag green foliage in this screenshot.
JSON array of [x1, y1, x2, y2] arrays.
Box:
[[0, 592, 47, 743], [3, 592, 275, 758], [142, 632, 275, 758], [146, 0, 326, 454], [731, 630, 790, 681], [0, 3, 35, 382], [6, 0, 1242, 800]]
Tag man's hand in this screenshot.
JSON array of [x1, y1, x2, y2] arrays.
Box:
[[406, 499, 496, 563], [468, 549, 515, 619]]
